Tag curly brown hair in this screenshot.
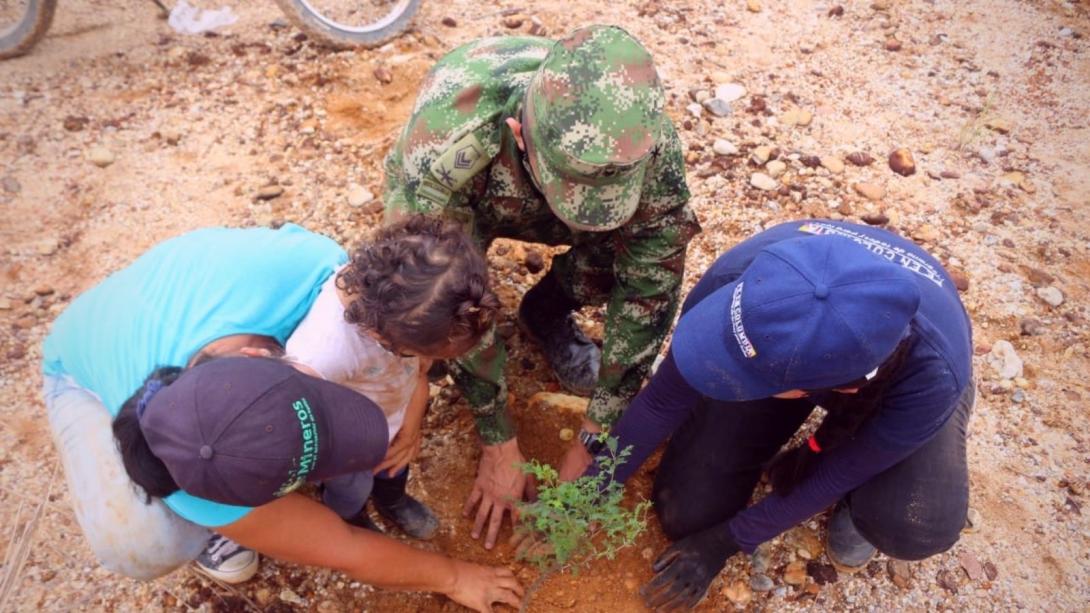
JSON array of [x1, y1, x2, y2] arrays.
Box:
[[337, 214, 499, 356]]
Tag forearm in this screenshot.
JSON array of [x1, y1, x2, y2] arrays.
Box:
[[402, 363, 431, 431], [589, 350, 700, 484], [727, 436, 916, 553], [450, 327, 516, 444]]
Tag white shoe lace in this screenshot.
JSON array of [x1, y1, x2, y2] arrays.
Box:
[[205, 535, 241, 563]]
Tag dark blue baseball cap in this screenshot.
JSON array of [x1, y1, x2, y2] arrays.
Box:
[[672, 234, 921, 401], [140, 356, 389, 507]]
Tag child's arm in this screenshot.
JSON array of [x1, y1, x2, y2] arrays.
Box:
[[375, 358, 432, 477]]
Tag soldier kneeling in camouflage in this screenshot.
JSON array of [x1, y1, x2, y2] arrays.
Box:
[[383, 25, 700, 549]]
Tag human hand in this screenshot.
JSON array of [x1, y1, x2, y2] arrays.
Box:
[[374, 424, 422, 477], [446, 560, 524, 613], [557, 419, 602, 482], [641, 523, 740, 611], [463, 438, 527, 550]]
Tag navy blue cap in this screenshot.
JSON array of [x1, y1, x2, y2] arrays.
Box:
[[140, 357, 388, 507], [672, 235, 920, 401]]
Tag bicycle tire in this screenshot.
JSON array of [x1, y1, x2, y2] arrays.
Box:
[[0, 0, 57, 59], [273, 0, 421, 49]]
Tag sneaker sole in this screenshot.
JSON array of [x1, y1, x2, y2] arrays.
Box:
[[193, 555, 260, 585]]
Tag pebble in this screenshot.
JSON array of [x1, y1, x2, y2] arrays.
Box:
[[279, 589, 306, 606], [936, 569, 960, 594], [703, 98, 732, 117], [714, 83, 747, 102], [949, 268, 970, 292], [750, 172, 778, 191], [986, 340, 1023, 380], [346, 184, 374, 208], [884, 38, 903, 51], [0, 298, 12, 310], [558, 428, 574, 442], [820, 156, 845, 174], [766, 160, 787, 178], [1, 176, 21, 194], [783, 560, 808, 586], [373, 66, 393, 84], [984, 560, 999, 581], [800, 155, 822, 168], [86, 146, 116, 168], [912, 224, 939, 242], [256, 185, 285, 200], [746, 0, 762, 12], [524, 249, 545, 274], [888, 148, 916, 176], [751, 546, 771, 573], [861, 212, 890, 225], [985, 117, 1011, 134], [34, 285, 54, 296], [641, 547, 654, 560], [750, 574, 774, 592], [713, 139, 739, 156], [685, 102, 703, 118], [751, 146, 773, 165], [853, 182, 886, 201], [722, 580, 752, 606], [440, 16, 457, 27], [807, 562, 839, 585], [1036, 286, 1064, 307], [887, 559, 912, 589], [1019, 318, 1044, 336], [847, 151, 875, 166], [872, 0, 892, 10], [36, 239, 59, 256], [959, 550, 985, 581]]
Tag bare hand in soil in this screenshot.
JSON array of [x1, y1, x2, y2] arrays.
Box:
[[557, 440, 594, 483], [374, 422, 422, 477], [509, 526, 555, 560], [464, 438, 527, 549], [447, 561, 524, 612]]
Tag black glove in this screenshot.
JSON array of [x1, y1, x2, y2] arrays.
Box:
[[640, 521, 741, 611]]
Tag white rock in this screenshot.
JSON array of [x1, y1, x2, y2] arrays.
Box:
[[712, 139, 739, 156], [685, 102, 704, 118], [1036, 286, 1064, 307], [750, 172, 778, 191], [766, 160, 787, 178], [986, 340, 1023, 380], [714, 83, 747, 102], [86, 146, 115, 168], [346, 184, 375, 208]]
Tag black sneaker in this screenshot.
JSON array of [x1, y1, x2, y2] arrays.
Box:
[[194, 534, 259, 584], [825, 501, 877, 573], [373, 494, 439, 540]]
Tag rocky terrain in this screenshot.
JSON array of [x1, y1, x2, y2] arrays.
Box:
[[1, 0, 1088, 611]]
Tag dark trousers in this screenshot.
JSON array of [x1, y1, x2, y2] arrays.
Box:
[[652, 385, 974, 561]]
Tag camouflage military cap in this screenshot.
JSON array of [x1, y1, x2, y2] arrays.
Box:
[[523, 25, 665, 232]]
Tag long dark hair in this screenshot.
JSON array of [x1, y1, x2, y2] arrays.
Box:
[[338, 214, 500, 355], [766, 331, 916, 496], [112, 367, 183, 503]]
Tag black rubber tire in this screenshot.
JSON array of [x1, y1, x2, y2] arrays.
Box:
[[273, 0, 421, 49], [0, 0, 57, 59]]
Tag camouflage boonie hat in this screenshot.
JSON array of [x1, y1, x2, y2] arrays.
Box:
[[523, 25, 665, 232]]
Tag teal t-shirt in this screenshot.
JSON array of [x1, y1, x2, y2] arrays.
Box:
[[42, 224, 348, 526]]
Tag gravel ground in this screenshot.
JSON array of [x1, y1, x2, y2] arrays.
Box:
[[1, 0, 1088, 611]]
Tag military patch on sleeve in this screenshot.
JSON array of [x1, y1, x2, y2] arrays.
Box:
[[430, 132, 490, 192], [417, 174, 454, 208]]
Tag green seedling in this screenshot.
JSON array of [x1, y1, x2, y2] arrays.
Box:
[[515, 436, 650, 612]]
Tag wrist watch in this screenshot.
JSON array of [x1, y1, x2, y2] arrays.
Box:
[[578, 429, 606, 455]]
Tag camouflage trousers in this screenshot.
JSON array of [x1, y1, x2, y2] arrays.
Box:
[[453, 231, 617, 445]]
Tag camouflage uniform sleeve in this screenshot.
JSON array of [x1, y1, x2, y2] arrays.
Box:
[[588, 120, 700, 427]]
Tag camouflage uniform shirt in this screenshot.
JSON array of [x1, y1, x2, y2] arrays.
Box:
[[384, 36, 699, 444]]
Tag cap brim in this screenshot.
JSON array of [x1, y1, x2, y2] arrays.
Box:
[[524, 96, 644, 232], [305, 374, 389, 483], [671, 280, 784, 402]]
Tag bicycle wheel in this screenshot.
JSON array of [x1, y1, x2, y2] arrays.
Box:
[[274, 0, 421, 49], [0, 0, 55, 59]]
